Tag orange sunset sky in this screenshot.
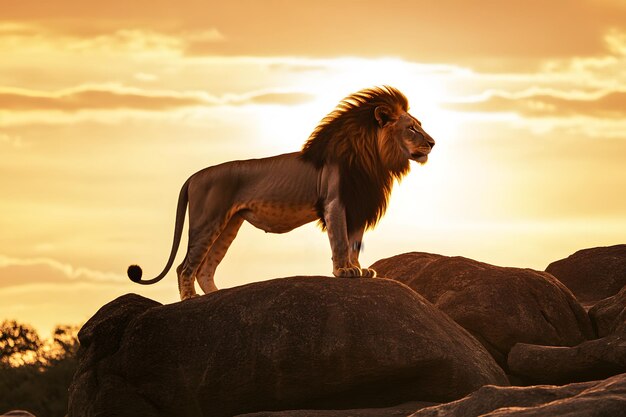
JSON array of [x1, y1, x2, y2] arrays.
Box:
[[1, 0, 625, 335]]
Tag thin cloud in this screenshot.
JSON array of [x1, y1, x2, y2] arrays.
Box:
[[247, 92, 315, 106], [444, 90, 626, 118], [0, 22, 39, 35], [0, 22, 224, 56], [0, 88, 206, 111], [0, 86, 315, 112], [0, 254, 123, 288], [0, 133, 27, 148]]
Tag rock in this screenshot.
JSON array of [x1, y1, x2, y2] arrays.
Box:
[[508, 334, 626, 384], [68, 277, 508, 417], [0, 412, 37, 417], [409, 373, 626, 417], [235, 401, 435, 417], [370, 253, 594, 368], [68, 293, 161, 415], [589, 285, 626, 337], [546, 245, 626, 305]]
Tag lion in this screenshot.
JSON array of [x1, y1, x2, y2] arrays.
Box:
[[127, 86, 435, 300]]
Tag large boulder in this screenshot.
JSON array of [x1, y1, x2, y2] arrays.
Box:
[[546, 245, 626, 305], [68, 276, 507, 417], [370, 253, 594, 368], [408, 373, 626, 417], [589, 285, 626, 337]]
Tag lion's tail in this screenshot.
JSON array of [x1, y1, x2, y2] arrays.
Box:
[[127, 178, 190, 285]]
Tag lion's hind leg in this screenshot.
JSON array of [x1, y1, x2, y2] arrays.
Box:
[[195, 214, 244, 294], [176, 214, 233, 301]]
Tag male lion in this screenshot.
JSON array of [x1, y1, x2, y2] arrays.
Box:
[[128, 86, 435, 300]]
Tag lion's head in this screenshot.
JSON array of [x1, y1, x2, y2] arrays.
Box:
[[301, 86, 435, 234]]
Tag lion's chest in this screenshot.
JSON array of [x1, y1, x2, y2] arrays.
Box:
[[239, 202, 318, 234]]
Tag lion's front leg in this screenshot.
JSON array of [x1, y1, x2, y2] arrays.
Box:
[[324, 199, 363, 278], [349, 227, 376, 278]]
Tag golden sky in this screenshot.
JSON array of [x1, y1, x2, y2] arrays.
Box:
[[1, 0, 625, 334]]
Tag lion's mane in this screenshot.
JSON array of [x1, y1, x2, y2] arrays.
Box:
[[300, 86, 410, 235]]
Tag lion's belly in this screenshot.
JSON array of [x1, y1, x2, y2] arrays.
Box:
[[239, 203, 318, 234]]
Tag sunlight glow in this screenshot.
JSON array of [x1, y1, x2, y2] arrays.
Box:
[[252, 57, 460, 155]]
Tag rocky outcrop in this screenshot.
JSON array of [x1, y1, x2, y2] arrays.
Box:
[[370, 253, 594, 368], [409, 373, 626, 417], [589, 285, 626, 337], [68, 277, 507, 417], [546, 244, 626, 305]]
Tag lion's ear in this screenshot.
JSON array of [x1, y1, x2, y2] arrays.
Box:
[[374, 106, 395, 127]]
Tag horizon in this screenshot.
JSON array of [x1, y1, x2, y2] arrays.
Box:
[[1, 0, 625, 335]]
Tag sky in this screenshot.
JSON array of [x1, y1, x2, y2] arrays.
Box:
[[1, 0, 625, 335]]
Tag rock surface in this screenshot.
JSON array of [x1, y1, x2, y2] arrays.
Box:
[[370, 253, 594, 368], [236, 374, 626, 417], [508, 335, 626, 384], [68, 276, 507, 417], [546, 244, 626, 305], [510, 286, 626, 384], [235, 402, 435, 417], [409, 373, 626, 417], [589, 285, 626, 337]]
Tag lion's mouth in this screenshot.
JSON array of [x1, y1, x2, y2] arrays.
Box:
[[411, 151, 429, 163]]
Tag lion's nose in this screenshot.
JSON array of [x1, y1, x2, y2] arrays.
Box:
[[425, 133, 435, 149]]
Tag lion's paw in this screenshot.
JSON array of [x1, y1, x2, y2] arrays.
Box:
[[180, 292, 199, 301], [334, 266, 363, 278], [360, 268, 377, 278]]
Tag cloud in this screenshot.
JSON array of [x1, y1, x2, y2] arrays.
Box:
[[0, 87, 206, 111], [246, 92, 315, 106], [0, 22, 224, 57], [0, 86, 315, 113], [66, 28, 224, 54], [444, 90, 626, 118], [0, 22, 39, 35], [266, 63, 330, 73], [134, 72, 159, 82], [4, 1, 626, 69], [0, 133, 27, 148], [0, 255, 123, 288]]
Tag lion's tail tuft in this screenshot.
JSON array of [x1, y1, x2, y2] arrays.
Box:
[[127, 178, 190, 287], [127, 264, 143, 282]]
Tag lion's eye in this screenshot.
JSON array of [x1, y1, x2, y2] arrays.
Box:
[[409, 126, 417, 133]]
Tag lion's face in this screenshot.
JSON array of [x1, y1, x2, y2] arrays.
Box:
[[395, 113, 435, 164], [377, 109, 435, 168]]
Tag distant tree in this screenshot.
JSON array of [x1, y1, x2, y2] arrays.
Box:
[[0, 321, 42, 367], [44, 324, 80, 363], [0, 320, 81, 417]]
